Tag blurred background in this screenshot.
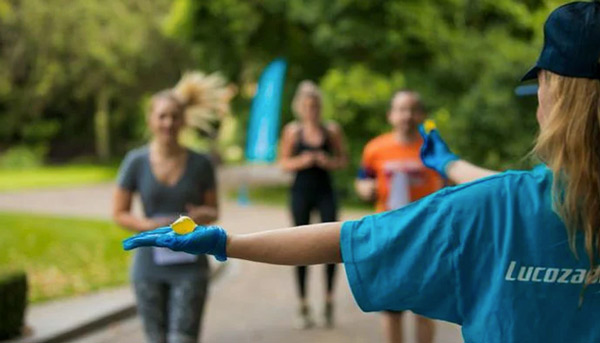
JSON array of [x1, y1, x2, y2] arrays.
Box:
[[0, 1, 569, 342]]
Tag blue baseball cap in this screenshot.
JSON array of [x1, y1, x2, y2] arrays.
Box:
[[516, 1, 600, 96]]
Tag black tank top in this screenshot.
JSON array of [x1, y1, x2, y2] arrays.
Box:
[[291, 125, 333, 191]]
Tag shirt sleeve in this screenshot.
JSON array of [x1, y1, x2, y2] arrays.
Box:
[[198, 154, 216, 191], [116, 151, 139, 192], [358, 142, 377, 179], [341, 187, 463, 323]]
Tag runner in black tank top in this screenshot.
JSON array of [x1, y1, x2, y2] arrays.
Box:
[[279, 81, 348, 329], [290, 125, 338, 329]]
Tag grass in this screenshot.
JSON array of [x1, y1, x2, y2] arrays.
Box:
[[0, 164, 118, 192], [229, 185, 373, 211], [233, 185, 289, 206], [0, 212, 131, 303]]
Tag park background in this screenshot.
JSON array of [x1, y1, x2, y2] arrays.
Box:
[[0, 0, 569, 342]]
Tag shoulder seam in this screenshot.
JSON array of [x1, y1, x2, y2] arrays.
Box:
[[125, 146, 148, 161]]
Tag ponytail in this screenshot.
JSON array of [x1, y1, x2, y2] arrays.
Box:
[[173, 71, 236, 136], [533, 70, 600, 291]]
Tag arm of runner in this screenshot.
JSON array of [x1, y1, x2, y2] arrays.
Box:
[[354, 140, 377, 201], [113, 151, 173, 232], [123, 221, 342, 265], [279, 123, 316, 171], [113, 187, 172, 232], [419, 124, 498, 184], [316, 122, 349, 170]]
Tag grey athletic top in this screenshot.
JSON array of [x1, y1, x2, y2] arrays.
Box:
[[117, 146, 215, 281]]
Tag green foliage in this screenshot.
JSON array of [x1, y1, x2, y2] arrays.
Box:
[[228, 185, 289, 206], [168, 0, 569, 173], [320, 66, 406, 196], [1, 0, 574, 168], [0, 0, 193, 158], [0, 270, 27, 340], [321, 65, 405, 153], [0, 145, 47, 169], [0, 212, 129, 302]]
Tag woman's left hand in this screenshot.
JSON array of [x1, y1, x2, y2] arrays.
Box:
[[315, 151, 332, 169], [122, 225, 228, 261]]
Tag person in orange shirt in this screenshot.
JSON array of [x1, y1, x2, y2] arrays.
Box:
[[355, 90, 443, 343]]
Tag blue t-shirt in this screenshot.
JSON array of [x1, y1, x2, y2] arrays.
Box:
[[341, 165, 599, 342]]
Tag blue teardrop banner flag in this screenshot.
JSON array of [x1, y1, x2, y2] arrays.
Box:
[[245, 58, 287, 162]]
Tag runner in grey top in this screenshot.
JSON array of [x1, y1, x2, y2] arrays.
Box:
[[117, 145, 215, 281], [113, 85, 220, 343]]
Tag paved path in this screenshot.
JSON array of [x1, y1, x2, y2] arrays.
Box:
[[0, 165, 292, 219], [0, 183, 463, 343]]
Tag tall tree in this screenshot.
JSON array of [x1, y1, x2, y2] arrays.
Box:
[[166, 0, 568, 171], [0, 0, 191, 159]]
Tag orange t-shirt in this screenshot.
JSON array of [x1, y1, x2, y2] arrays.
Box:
[[361, 133, 443, 213]]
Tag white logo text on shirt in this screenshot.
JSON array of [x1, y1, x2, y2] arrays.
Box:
[[504, 260, 600, 284]]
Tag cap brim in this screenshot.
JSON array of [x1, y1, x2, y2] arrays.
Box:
[[514, 84, 539, 97], [521, 66, 540, 82]]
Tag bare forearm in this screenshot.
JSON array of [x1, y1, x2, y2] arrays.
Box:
[[114, 212, 152, 233], [446, 160, 499, 184], [226, 222, 343, 265], [279, 157, 309, 172], [190, 206, 219, 225]]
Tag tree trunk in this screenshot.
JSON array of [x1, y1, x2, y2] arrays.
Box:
[[94, 89, 110, 161]]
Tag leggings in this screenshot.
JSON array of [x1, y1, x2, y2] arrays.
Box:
[[290, 188, 338, 299], [134, 279, 208, 343]]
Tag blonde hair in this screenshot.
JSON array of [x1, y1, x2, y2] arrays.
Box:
[[292, 80, 322, 116], [150, 71, 236, 135], [150, 89, 184, 114], [533, 70, 600, 287]]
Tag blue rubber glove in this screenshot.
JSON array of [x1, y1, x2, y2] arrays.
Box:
[[122, 225, 228, 262], [418, 125, 459, 179]]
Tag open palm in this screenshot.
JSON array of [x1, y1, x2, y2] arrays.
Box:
[[122, 225, 228, 261]]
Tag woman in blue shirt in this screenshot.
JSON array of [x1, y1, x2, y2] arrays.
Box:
[[123, 2, 600, 342]]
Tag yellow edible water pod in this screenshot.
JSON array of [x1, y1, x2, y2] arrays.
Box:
[[423, 119, 437, 134], [171, 216, 197, 235]]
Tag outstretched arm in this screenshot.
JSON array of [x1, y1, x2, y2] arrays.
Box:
[[123, 221, 343, 265], [419, 124, 498, 184], [227, 222, 342, 265], [444, 160, 498, 184]]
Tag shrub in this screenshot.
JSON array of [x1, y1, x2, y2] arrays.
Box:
[[0, 270, 28, 340], [0, 145, 47, 170]]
